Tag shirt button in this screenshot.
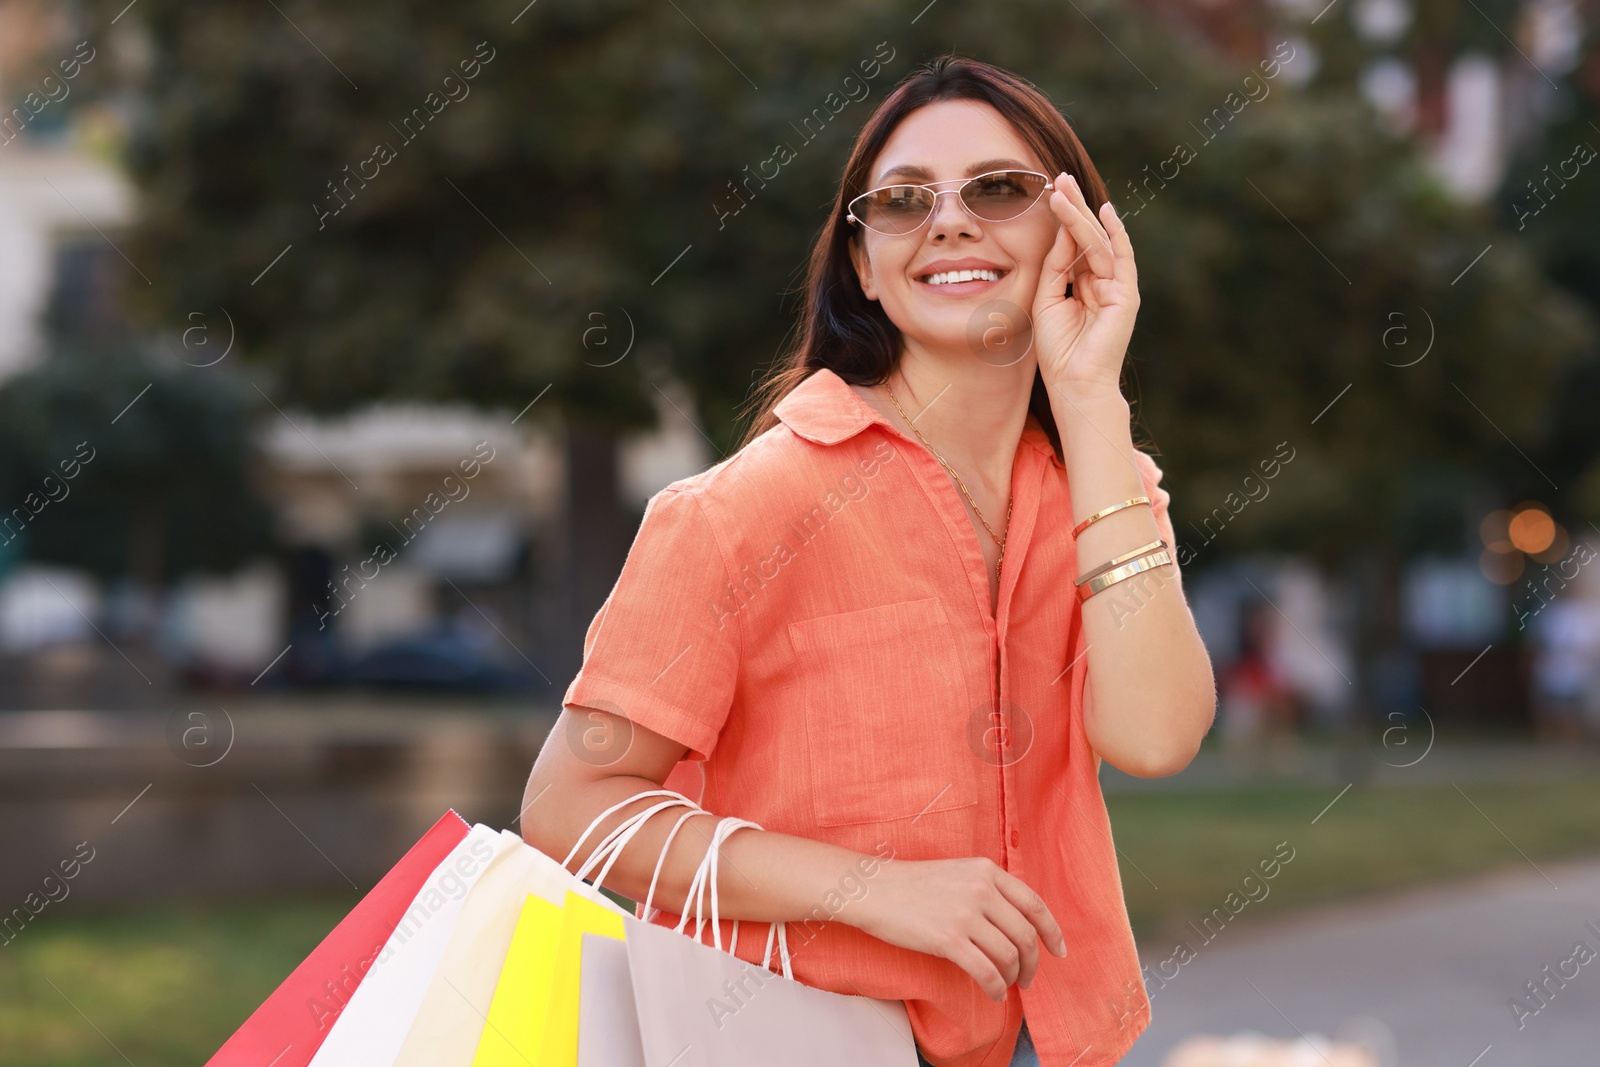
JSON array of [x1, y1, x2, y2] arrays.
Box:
[[1010, 829, 1020, 848]]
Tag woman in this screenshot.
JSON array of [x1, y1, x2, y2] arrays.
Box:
[[522, 55, 1216, 1067]]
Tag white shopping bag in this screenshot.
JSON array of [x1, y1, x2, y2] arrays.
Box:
[[309, 823, 514, 1067]]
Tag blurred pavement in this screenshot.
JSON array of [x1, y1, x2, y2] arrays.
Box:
[[1126, 857, 1600, 1067]]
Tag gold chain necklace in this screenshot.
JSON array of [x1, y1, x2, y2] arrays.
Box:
[[885, 380, 1014, 583]]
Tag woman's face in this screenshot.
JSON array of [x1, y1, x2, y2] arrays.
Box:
[[848, 98, 1065, 361]]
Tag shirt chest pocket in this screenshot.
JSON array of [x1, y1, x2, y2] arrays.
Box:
[[787, 596, 978, 828]]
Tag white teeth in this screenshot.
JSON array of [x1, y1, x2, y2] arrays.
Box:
[[924, 268, 1001, 285]]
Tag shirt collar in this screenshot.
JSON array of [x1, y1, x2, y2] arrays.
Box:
[[773, 366, 1064, 469]]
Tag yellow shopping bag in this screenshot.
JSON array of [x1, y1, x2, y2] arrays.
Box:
[[540, 892, 626, 1067], [470, 894, 562, 1067], [470, 890, 624, 1067]]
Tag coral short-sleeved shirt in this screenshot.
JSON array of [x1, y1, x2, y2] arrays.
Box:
[[561, 367, 1177, 1067]]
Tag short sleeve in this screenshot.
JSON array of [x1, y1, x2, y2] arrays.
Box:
[[1132, 448, 1179, 569], [560, 487, 739, 761]]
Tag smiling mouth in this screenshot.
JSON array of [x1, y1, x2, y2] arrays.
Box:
[[918, 268, 1007, 286]]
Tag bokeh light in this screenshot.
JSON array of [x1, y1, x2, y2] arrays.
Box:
[[1531, 522, 1570, 564], [1479, 545, 1526, 584], [1478, 508, 1514, 552], [1508, 504, 1556, 554]]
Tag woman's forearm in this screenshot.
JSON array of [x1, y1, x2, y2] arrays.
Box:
[[520, 767, 888, 930], [1048, 387, 1216, 777]]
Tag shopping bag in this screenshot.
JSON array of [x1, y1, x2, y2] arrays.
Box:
[[205, 811, 471, 1067], [568, 803, 919, 1067], [624, 914, 920, 1067], [577, 933, 646, 1067], [308, 823, 516, 1067], [532, 890, 627, 1067], [469, 793, 701, 1067], [467, 894, 563, 1067], [390, 836, 629, 1067]]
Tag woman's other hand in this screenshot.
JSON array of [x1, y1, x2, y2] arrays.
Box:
[[1031, 171, 1140, 404], [847, 856, 1068, 1001]]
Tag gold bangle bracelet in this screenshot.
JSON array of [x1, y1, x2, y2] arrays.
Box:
[[1077, 548, 1173, 603], [1071, 496, 1151, 538], [1074, 539, 1166, 587]]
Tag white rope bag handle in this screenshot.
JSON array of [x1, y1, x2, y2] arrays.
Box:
[[672, 815, 792, 980], [558, 788, 793, 980], [563, 789, 699, 888]]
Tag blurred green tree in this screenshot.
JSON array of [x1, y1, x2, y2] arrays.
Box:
[[1488, 5, 1600, 524], [120, 0, 1591, 601], [0, 349, 273, 586]]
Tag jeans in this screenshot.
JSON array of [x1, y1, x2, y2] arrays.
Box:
[[916, 1019, 1040, 1067]]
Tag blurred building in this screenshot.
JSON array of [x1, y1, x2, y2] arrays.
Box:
[[0, 144, 129, 377], [230, 385, 708, 691], [1139, 0, 1588, 199]]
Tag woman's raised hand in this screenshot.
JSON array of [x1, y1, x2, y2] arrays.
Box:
[[1031, 171, 1140, 404], [846, 856, 1067, 1001]]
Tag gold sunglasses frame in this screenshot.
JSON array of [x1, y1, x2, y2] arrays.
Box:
[[845, 169, 1056, 236]]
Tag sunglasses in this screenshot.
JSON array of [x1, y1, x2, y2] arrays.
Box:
[[846, 169, 1055, 237]]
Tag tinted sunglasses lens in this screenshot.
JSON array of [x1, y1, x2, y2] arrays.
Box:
[[961, 171, 1050, 221], [854, 186, 934, 235]]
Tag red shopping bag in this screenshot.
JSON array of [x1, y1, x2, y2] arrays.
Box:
[[206, 810, 470, 1067]]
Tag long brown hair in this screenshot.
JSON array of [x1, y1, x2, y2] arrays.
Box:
[[735, 54, 1114, 460]]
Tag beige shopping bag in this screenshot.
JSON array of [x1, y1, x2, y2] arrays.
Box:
[[622, 914, 919, 1067], [569, 802, 919, 1067], [577, 933, 647, 1067]]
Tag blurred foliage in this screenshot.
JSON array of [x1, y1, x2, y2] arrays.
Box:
[[121, 0, 1594, 560], [0, 348, 274, 583], [1491, 16, 1600, 524]]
